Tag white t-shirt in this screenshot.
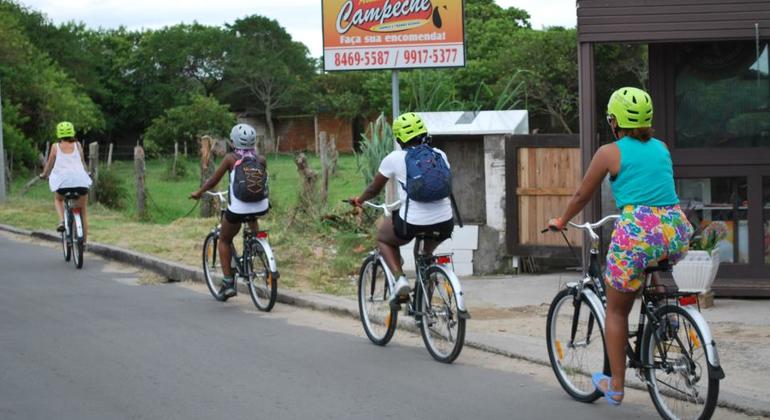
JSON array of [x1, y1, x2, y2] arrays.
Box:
[[378, 148, 453, 226]]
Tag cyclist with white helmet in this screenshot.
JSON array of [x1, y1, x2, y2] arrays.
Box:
[[191, 124, 269, 299], [40, 122, 93, 242]]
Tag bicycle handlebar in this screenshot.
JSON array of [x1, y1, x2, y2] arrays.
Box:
[[204, 191, 228, 204], [567, 214, 620, 241], [362, 200, 401, 217]]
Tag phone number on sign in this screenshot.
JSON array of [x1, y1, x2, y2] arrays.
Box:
[[333, 51, 391, 67], [402, 48, 459, 65]]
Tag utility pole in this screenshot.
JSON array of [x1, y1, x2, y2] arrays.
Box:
[[0, 80, 7, 202], [386, 70, 400, 203]]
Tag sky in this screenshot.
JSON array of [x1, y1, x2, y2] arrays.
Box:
[[21, 0, 577, 58]]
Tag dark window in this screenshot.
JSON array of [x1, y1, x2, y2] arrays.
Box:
[[675, 41, 770, 148]]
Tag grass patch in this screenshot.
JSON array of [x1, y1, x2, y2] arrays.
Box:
[[2, 153, 373, 296]]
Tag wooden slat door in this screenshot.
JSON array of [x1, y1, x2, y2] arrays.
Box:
[[518, 147, 583, 247]]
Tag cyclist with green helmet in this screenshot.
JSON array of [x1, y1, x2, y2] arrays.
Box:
[[40, 122, 93, 241], [548, 87, 693, 406], [349, 112, 454, 306]]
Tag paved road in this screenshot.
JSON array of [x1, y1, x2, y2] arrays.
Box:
[[0, 234, 670, 419]]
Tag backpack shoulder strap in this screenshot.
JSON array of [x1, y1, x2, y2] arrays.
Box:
[[450, 193, 463, 228]]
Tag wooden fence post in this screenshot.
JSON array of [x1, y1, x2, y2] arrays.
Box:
[[172, 141, 179, 177], [107, 143, 113, 169], [88, 142, 99, 201], [199, 136, 215, 217], [134, 145, 146, 219], [184, 141, 188, 157], [294, 152, 318, 213]]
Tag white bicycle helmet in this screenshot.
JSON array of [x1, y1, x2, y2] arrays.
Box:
[[229, 123, 257, 149]]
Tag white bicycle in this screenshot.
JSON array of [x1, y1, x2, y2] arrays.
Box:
[[356, 201, 470, 363]]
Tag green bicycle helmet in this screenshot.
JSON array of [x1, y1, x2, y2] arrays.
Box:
[[392, 112, 427, 144], [56, 121, 76, 139], [607, 87, 653, 128]]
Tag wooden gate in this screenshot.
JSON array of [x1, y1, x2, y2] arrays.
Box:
[[506, 135, 583, 256]]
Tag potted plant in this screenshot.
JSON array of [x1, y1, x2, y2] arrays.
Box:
[[672, 221, 728, 293]]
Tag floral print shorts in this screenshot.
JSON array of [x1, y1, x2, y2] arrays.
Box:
[[605, 205, 693, 293]]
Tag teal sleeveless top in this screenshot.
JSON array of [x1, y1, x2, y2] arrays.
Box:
[[610, 136, 679, 208]]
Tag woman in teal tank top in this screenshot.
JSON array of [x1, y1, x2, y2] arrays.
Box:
[[548, 87, 693, 406]]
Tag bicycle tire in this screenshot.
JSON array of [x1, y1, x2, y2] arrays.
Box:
[[202, 232, 227, 301], [643, 304, 719, 420], [419, 266, 465, 363], [247, 241, 277, 312], [61, 226, 71, 262], [72, 213, 84, 269], [546, 287, 606, 402], [357, 255, 397, 346]]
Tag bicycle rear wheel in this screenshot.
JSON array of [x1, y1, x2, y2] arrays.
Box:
[[419, 266, 465, 363], [202, 232, 227, 301], [357, 255, 397, 346], [61, 225, 71, 262], [247, 241, 277, 312], [72, 213, 84, 269], [546, 287, 606, 402], [643, 305, 719, 420]]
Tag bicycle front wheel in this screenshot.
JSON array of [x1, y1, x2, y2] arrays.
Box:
[[247, 241, 277, 312], [546, 288, 606, 402], [357, 255, 397, 346], [643, 305, 719, 420], [202, 232, 227, 301], [419, 266, 465, 363]]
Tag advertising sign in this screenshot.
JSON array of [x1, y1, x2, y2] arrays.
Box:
[[322, 0, 465, 71]]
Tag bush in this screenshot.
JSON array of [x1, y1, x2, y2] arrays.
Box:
[[143, 95, 235, 156], [355, 113, 394, 187], [95, 167, 127, 209], [163, 157, 191, 181]]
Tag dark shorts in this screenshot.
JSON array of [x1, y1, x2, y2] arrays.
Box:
[[224, 209, 268, 225], [56, 187, 89, 197], [393, 211, 453, 242]]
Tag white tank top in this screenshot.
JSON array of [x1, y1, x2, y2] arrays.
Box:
[[48, 143, 93, 191], [228, 170, 268, 214]]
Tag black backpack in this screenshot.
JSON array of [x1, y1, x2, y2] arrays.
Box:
[[232, 155, 268, 202]]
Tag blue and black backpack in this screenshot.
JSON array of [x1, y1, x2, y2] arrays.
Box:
[[400, 143, 463, 230]]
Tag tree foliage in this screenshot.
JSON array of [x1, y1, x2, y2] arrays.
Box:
[[143, 95, 235, 156]]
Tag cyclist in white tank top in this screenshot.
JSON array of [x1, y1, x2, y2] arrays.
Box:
[[40, 122, 93, 241], [190, 124, 269, 299]]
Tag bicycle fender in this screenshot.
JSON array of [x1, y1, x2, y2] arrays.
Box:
[[73, 212, 84, 239], [434, 265, 468, 314], [682, 306, 724, 378], [255, 238, 278, 273], [580, 288, 607, 332]]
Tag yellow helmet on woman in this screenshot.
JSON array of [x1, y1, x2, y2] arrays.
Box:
[[607, 87, 653, 129], [56, 121, 76, 139]]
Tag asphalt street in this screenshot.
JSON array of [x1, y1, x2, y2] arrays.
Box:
[[0, 234, 695, 419]]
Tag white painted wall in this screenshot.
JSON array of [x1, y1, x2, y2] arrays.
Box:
[[399, 225, 478, 277]]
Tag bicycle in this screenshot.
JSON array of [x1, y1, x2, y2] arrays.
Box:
[[201, 191, 279, 311], [60, 190, 85, 269], [544, 215, 724, 420], [356, 200, 470, 363]]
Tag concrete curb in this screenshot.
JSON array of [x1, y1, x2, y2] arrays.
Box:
[[1, 223, 768, 417]]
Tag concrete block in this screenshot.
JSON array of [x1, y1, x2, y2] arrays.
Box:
[[450, 225, 479, 249]]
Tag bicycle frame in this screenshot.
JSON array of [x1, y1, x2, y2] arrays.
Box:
[[63, 195, 84, 241]]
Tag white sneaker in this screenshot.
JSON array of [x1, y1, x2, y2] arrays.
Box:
[[390, 276, 410, 307]]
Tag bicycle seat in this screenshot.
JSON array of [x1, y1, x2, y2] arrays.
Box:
[[414, 231, 445, 240], [645, 259, 671, 274], [64, 192, 82, 199]]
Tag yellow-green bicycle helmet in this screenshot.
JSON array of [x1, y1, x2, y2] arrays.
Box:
[[607, 87, 653, 129], [56, 121, 76, 139], [392, 112, 427, 144]]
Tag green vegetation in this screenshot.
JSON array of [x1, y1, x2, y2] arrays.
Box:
[[2, 154, 372, 295]]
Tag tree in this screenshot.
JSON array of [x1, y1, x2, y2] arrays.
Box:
[[225, 15, 315, 148], [143, 95, 235, 156]]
